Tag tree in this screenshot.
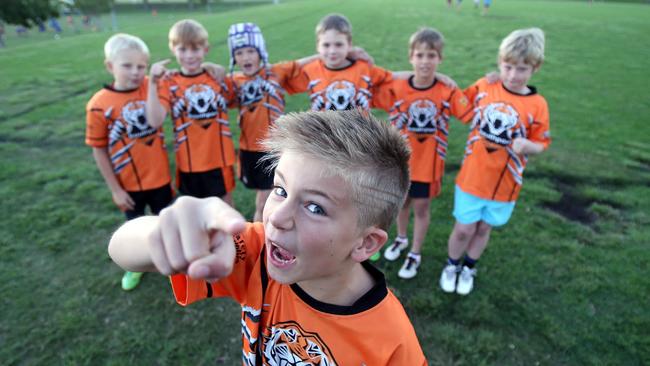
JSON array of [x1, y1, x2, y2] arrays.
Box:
[[0, 0, 59, 28], [73, 0, 113, 15]]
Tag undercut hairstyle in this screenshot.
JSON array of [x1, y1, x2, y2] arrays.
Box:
[[409, 27, 445, 58], [104, 33, 149, 62], [498, 27, 545, 69], [263, 110, 410, 231], [315, 13, 352, 42], [169, 19, 209, 48]]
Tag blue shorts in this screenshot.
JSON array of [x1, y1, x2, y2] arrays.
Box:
[[453, 185, 515, 227]]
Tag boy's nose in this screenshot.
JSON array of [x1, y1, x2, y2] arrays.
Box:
[[268, 201, 295, 231]]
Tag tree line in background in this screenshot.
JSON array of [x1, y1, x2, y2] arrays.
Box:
[[0, 0, 112, 27]]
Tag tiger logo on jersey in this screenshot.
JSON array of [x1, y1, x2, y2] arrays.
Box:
[[325, 80, 356, 111], [262, 321, 337, 366], [477, 102, 519, 147], [184, 84, 226, 124], [120, 101, 156, 143], [407, 99, 437, 134]]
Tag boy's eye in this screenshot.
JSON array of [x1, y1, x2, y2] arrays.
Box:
[[273, 186, 287, 197], [306, 203, 326, 216]]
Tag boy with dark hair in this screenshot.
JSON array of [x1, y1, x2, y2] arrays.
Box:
[[374, 27, 472, 278]]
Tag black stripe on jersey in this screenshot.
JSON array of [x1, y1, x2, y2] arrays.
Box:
[[206, 282, 213, 298], [508, 179, 518, 202], [492, 155, 511, 200], [90, 108, 103, 112]]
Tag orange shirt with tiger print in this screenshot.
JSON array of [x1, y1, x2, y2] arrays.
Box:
[[289, 59, 392, 111], [157, 72, 236, 173], [456, 77, 551, 202], [230, 61, 303, 152], [170, 223, 427, 366], [374, 77, 472, 189], [85, 80, 171, 192]]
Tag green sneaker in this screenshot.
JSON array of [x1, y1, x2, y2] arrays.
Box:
[[369, 252, 381, 262], [121, 271, 143, 291]]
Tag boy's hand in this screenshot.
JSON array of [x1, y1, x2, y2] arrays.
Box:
[[112, 188, 135, 211], [202, 62, 225, 82], [148, 196, 246, 282], [435, 72, 458, 89], [485, 71, 500, 84], [348, 46, 374, 65], [149, 59, 171, 83], [512, 137, 544, 155]]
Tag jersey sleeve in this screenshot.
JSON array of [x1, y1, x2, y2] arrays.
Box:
[[369, 64, 393, 92], [272, 61, 303, 95], [461, 79, 483, 123], [169, 222, 266, 306], [226, 75, 239, 109], [222, 76, 237, 106], [371, 79, 395, 112], [85, 96, 108, 148], [282, 60, 314, 94], [448, 86, 473, 122], [528, 97, 551, 150]]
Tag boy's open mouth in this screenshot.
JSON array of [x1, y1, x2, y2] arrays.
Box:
[[270, 241, 296, 265]]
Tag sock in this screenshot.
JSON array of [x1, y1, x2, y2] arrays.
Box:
[[408, 252, 421, 262], [447, 257, 461, 266], [463, 255, 478, 269], [396, 235, 408, 243]]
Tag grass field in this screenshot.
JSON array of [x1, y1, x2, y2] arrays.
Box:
[[1, 0, 649, 364]]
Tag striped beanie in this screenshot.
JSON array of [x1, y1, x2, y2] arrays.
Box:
[[227, 22, 269, 73]]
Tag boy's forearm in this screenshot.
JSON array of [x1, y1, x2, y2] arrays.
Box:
[[92, 148, 124, 194], [146, 80, 166, 129], [295, 53, 319, 66], [109, 216, 158, 272]]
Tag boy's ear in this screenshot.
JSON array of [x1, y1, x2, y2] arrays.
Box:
[[104, 60, 113, 74], [351, 226, 388, 262]]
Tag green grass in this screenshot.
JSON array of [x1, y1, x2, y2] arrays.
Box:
[[1, 0, 649, 364]]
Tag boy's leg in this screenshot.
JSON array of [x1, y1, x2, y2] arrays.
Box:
[[254, 189, 271, 222], [122, 191, 147, 291], [397, 198, 429, 279], [148, 183, 174, 215], [465, 221, 492, 260]]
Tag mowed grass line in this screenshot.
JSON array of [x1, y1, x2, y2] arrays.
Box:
[[0, 0, 648, 364]]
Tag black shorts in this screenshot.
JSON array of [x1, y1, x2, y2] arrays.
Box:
[[239, 150, 275, 190], [178, 167, 235, 199], [125, 183, 174, 220], [408, 180, 441, 199]]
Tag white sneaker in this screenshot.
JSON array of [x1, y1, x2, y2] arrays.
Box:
[[439, 264, 460, 293], [456, 266, 477, 295], [398, 254, 421, 279], [383, 237, 408, 261]]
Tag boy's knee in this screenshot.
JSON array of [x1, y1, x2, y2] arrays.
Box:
[[476, 221, 492, 236]]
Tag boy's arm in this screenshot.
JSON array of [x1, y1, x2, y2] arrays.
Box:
[[512, 138, 545, 155], [391, 70, 458, 88], [146, 59, 171, 129], [92, 147, 134, 211], [201, 62, 226, 82], [109, 196, 247, 282]]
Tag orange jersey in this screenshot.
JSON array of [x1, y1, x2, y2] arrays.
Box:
[[85, 80, 171, 191], [158, 72, 236, 173], [171, 223, 427, 366], [374, 77, 472, 186], [230, 61, 302, 151], [290, 59, 392, 111], [456, 78, 551, 202]]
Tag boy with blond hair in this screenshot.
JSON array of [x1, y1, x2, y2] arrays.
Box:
[[440, 28, 551, 295], [109, 110, 427, 365], [86, 33, 173, 290], [147, 19, 236, 203], [373, 27, 472, 279]]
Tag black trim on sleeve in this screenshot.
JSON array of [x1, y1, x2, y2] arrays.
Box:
[[206, 282, 213, 298], [290, 261, 388, 315]]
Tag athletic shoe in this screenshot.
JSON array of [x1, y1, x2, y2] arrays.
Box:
[[456, 266, 477, 295], [439, 264, 459, 293], [383, 237, 408, 261], [398, 254, 421, 279], [121, 271, 143, 291], [369, 252, 381, 262]]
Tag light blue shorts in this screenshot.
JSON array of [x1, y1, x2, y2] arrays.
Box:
[[484, 0, 492, 6], [453, 185, 515, 227]]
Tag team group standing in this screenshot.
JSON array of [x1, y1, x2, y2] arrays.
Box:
[[89, 12, 550, 364]]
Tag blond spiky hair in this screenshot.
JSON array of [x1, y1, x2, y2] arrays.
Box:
[[104, 33, 149, 61], [263, 110, 410, 230]]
